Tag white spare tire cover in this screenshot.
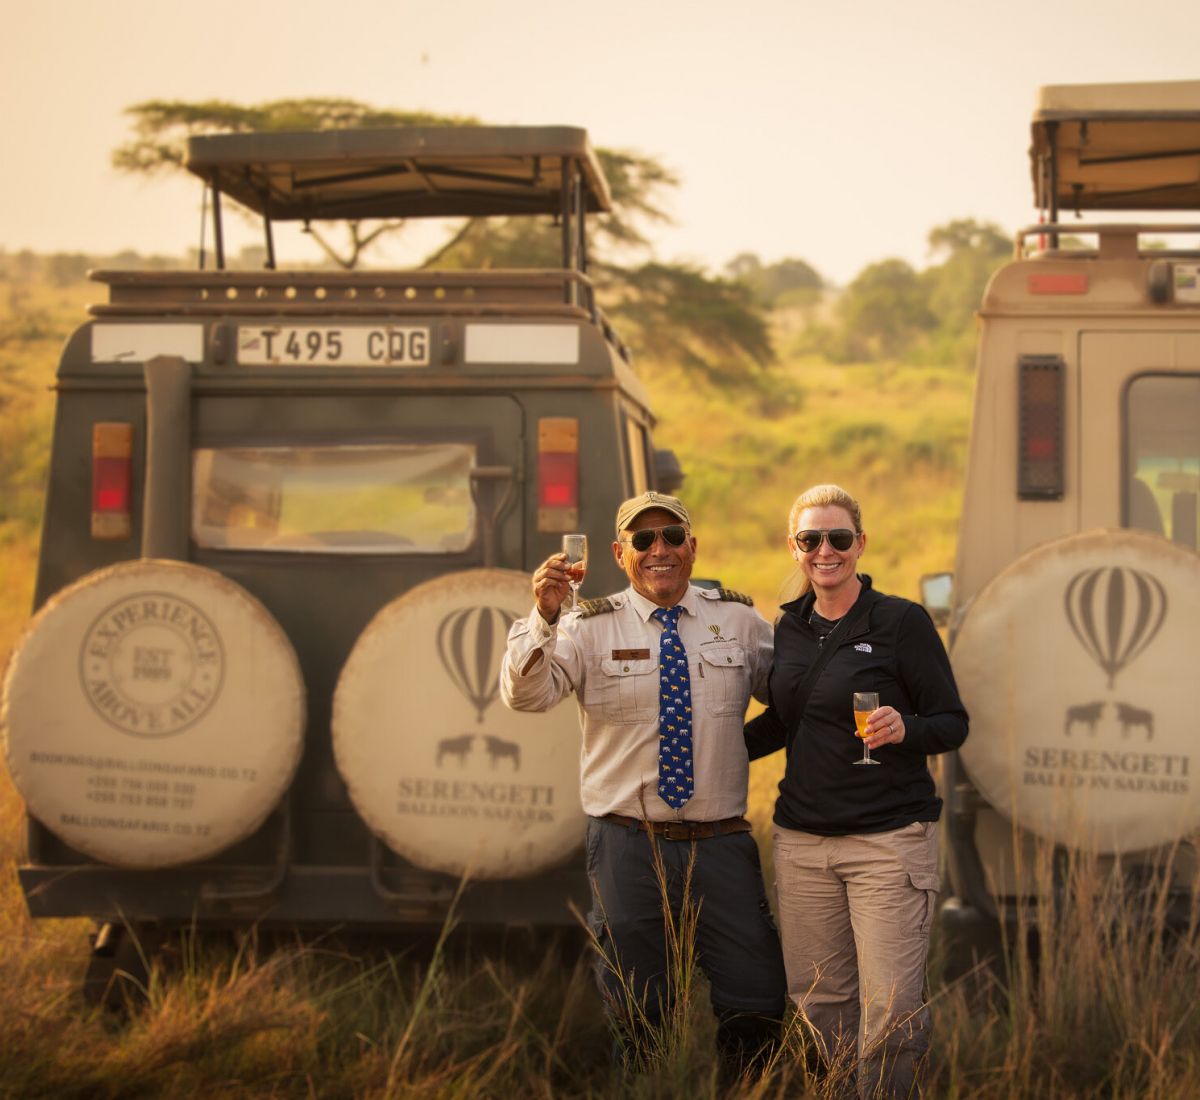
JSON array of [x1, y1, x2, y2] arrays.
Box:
[[1, 560, 304, 869], [955, 529, 1200, 853], [333, 569, 584, 879]]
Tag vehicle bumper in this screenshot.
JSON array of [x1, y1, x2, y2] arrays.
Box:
[[18, 862, 591, 930]]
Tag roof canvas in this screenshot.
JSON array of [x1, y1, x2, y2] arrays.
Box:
[[1031, 81, 1200, 212], [184, 126, 613, 221]]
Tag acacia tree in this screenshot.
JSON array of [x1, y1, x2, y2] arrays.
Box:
[[114, 98, 771, 381]]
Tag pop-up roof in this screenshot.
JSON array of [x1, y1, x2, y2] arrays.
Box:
[[184, 125, 612, 220], [1031, 81, 1200, 214]]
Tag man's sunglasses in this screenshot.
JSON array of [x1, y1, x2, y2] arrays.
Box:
[[622, 524, 689, 552], [793, 528, 858, 554]]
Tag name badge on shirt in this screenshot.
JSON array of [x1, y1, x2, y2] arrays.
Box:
[[612, 649, 651, 661]]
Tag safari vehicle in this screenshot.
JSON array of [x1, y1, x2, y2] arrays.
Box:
[[924, 81, 1200, 960], [1, 126, 680, 994]]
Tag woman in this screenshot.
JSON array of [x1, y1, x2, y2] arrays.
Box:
[[745, 484, 967, 1098]]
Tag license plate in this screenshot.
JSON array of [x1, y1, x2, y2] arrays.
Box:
[[237, 325, 431, 367]]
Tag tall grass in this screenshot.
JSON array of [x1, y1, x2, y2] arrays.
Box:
[[930, 838, 1200, 1099], [5, 743, 1194, 1097], [0, 800, 613, 1098]]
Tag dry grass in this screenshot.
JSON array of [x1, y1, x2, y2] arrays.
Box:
[[3, 738, 1195, 1098], [928, 841, 1200, 1100]]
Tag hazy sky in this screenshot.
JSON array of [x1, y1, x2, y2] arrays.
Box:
[[3, 0, 1198, 285]]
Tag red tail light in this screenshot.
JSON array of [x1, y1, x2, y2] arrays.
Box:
[[92, 423, 133, 539], [1028, 273, 1088, 295], [1017, 356, 1064, 500], [537, 417, 579, 532]]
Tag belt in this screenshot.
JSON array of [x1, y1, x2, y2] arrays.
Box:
[[600, 813, 753, 841]]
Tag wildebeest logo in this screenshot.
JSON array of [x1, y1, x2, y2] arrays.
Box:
[[434, 733, 522, 771], [1064, 566, 1167, 688], [436, 734, 474, 766], [436, 605, 518, 723], [1064, 701, 1104, 736], [482, 734, 521, 770], [1115, 701, 1154, 740]]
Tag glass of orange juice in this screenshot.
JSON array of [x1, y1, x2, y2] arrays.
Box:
[[852, 691, 882, 766]]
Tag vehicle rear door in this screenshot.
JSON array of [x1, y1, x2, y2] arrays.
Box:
[[1078, 331, 1200, 544]]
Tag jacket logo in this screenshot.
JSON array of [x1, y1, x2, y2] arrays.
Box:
[[707, 624, 726, 642], [854, 642, 873, 653]]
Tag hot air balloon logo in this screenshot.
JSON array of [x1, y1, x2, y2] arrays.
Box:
[[437, 605, 518, 723], [1064, 566, 1167, 688]]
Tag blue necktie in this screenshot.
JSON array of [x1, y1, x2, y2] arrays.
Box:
[[653, 606, 693, 809]]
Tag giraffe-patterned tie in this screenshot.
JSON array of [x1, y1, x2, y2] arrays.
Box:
[[653, 606, 693, 808]]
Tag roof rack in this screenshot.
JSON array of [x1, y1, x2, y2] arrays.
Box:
[[1014, 222, 1200, 260], [1031, 81, 1200, 221], [88, 267, 593, 318], [183, 126, 610, 297]]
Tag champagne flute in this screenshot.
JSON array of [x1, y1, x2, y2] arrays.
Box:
[[852, 691, 882, 766], [562, 534, 588, 612]]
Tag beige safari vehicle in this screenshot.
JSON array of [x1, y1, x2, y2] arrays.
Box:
[[924, 81, 1200, 959]]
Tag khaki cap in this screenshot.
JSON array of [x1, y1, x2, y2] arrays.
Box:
[[614, 491, 692, 535]]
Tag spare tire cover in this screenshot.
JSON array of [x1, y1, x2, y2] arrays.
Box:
[[2, 560, 304, 869], [333, 569, 584, 879], [954, 528, 1200, 853]]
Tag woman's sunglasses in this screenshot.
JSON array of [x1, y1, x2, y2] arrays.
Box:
[[623, 524, 689, 552], [793, 528, 858, 554]]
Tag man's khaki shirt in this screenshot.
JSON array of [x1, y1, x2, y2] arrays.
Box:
[[500, 584, 773, 821]]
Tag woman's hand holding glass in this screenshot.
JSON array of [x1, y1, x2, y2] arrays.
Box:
[[852, 693, 906, 764], [852, 692, 882, 766]]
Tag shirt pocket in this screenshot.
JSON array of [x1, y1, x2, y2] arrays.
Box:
[[697, 643, 750, 717], [591, 657, 660, 724]]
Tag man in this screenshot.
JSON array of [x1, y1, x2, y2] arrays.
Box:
[[500, 491, 786, 1076]]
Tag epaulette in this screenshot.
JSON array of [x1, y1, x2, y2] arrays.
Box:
[[577, 596, 619, 618], [716, 587, 754, 606]]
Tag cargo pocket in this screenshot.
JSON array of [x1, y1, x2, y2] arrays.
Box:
[[907, 870, 941, 937], [592, 657, 659, 724], [698, 643, 749, 716]]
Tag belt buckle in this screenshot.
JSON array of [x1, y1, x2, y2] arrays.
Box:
[[662, 821, 691, 841]]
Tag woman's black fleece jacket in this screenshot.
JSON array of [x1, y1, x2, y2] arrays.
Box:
[[745, 575, 969, 835]]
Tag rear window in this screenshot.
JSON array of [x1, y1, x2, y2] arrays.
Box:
[[1125, 374, 1200, 550], [192, 442, 477, 554]]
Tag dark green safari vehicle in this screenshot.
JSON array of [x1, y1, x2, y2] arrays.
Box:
[[1, 126, 680, 995]]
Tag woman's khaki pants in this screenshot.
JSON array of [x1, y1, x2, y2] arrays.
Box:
[[773, 821, 940, 1099]]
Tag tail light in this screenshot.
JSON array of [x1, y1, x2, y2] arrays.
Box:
[[1028, 272, 1088, 295], [92, 422, 133, 538], [1017, 356, 1064, 499], [537, 417, 579, 532]]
